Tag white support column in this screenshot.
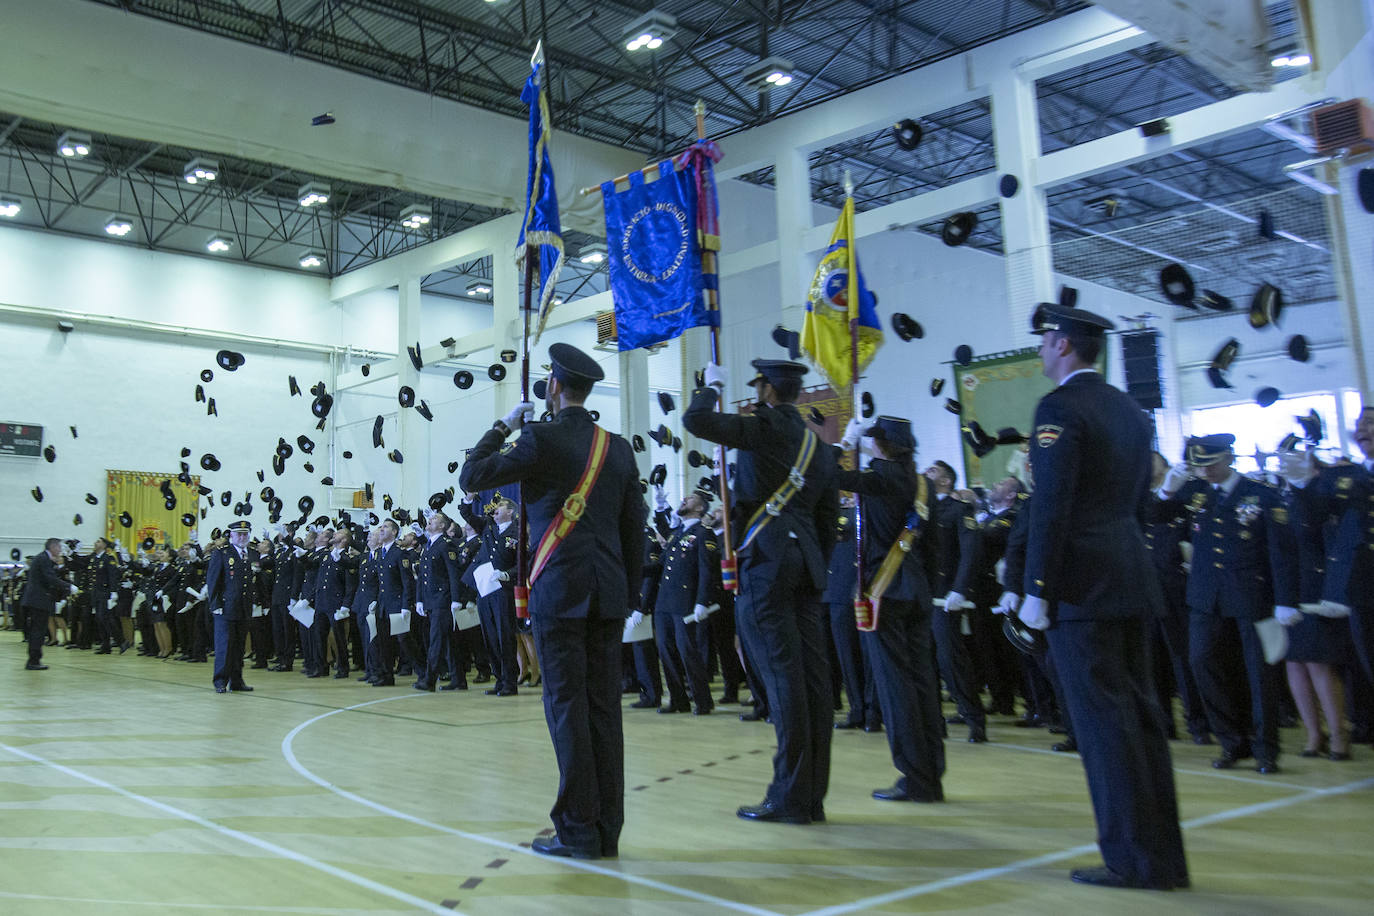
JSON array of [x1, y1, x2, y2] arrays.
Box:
[[679, 328, 712, 495], [491, 239, 521, 416], [620, 348, 651, 483], [991, 70, 1055, 334], [774, 147, 813, 329], [396, 277, 425, 508]]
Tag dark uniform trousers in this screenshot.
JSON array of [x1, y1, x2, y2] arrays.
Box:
[[735, 539, 832, 817], [1048, 617, 1185, 883], [479, 586, 519, 692], [868, 597, 944, 797], [831, 604, 878, 726], [213, 615, 248, 689], [1189, 612, 1279, 760]]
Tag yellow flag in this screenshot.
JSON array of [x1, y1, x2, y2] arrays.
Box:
[[800, 196, 882, 392]]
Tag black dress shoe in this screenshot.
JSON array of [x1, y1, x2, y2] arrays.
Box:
[[356, 675, 370, 681], [1329, 750, 1353, 761], [372, 677, 395, 686], [332, 671, 349, 679], [530, 835, 599, 860], [495, 688, 518, 697], [659, 705, 685, 714], [1300, 737, 1329, 758], [119, 642, 132, 654], [1047, 723, 1068, 734], [414, 682, 436, 692], [1070, 865, 1181, 890], [629, 698, 659, 709], [484, 687, 502, 695], [229, 683, 253, 692], [24, 663, 48, 670], [1052, 739, 1078, 753], [473, 674, 492, 684], [834, 720, 863, 730], [1013, 715, 1045, 728], [1255, 759, 1281, 774], [737, 802, 810, 824], [1212, 749, 1251, 769], [872, 785, 944, 803], [693, 706, 712, 716], [440, 682, 468, 691], [94, 648, 112, 655], [718, 694, 739, 705], [863, 722, 882, 733], [968, 725, 988, 743], [215, 685, 228, 693]]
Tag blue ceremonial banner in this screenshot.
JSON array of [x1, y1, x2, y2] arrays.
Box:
[[520, 57, 565, 344], [603, 161, 712, 351]]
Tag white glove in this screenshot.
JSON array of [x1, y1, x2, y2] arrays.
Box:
[[704, 362, 727, 391], [1160, 461, 1191, 495], [450, 601, 460, 613], [1279, 450, 1316, 487], [1274, 605, 1302, 626], [1301, 600, 1352, 619], [106, 595, 117, 611], [368, 601, 377, 612], [691, 603, 708, 623], [994, 591, 1021, 615], [654, 485, 669, 512], [340, 606, 350, 615], [110, 592, 118, 602], [213, 607, 223, 615], [625, 610, 645, 630], [495, 569, 510, 582], [839, 417, 865, 451], [944, 591, 972, 612], [334, 608, 350, 621], [294, 546, 307, 558], [415, 601, 424, 616], [1018, 595, 1050, 630], [501, 401, 535, 432], [154, 591, 162, 599], [994, 557, 1007, 586]]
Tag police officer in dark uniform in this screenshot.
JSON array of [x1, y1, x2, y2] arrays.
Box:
[[87, 538, 127, 654], [264, 530, 303, 671], [825, 497, 879, 730], [204, 520, 257, 693], [461, 343, 644, 860], [835, 414, 945, 802], [368, 519, 416, 687], [1158, 434, 1298, 773], [415, 509, 464, 691], [451, 522, 491, 686], [313, 528, 359, 679], [652, 488, 716, 716], [684, 358, 837, 825], [628, 523, 665, 709], [459, 495, 522, 696], [1018, 302, 1187, 890], [926, 460, 985, 742], [19, 538, 72, 669]]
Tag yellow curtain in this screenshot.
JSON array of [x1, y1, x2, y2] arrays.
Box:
[[105, 470, 201, 554]]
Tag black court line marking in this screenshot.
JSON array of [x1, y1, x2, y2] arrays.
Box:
[[485, 859, 506, 869], [459, 878, 482, 890]]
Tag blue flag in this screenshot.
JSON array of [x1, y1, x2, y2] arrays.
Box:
[[603, 162, 712, 351], [520, 59, 565, 344]]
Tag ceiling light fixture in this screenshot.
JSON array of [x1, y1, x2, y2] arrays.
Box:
[[466, 281, 492, 297], [57, 130, 92, 158], [104, 214, 134, 237], [297, 181, 331, 208], [299, 250, 326, 269], [0, 195, 20, 218], [623, 9, 676, 51], [184, 157, 219, 184], [400, 203, 432, 230], [578, 242, 608, 265], [206, 235, 233, 253], [742, 57, 796, 91]]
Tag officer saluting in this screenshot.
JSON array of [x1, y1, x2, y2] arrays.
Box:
[[683, 358, 838, 825], [460, 343, 644, 861], [1018, 302, 1187, 890], [204, 520, 257, 693]]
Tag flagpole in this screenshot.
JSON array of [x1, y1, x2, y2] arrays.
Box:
[[513, 41, 545, 622], [693, 100, 738, 592], [843, 170, 867, 624]]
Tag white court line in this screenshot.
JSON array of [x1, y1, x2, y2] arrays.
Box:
[[0, 741, 465, 916], [281, 694, 784, 916], [0, 890, 335, 912], [799, 774, 1374, 916], [982, 739, 1314, 791]]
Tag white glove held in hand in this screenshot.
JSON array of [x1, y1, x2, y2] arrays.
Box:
[[654, 485, 669, 512], [704, 362, 727, 391], [1161, 461, 1191, 495], [1018, 595, 1050, 630], [691, 604, 708, 623], [1274, 605, 1302, 626], [501, 402, 535, 433], [495, 569, 510, 582], [1278, 450, 1316, 487], [839, 417, 865, 451], [415, 601, 425, 616], [625, 610, 645, 630], [994, 591, 1021, 615], [944, 591, 971, 612]]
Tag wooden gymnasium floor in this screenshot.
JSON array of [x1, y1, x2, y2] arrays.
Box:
[[1, 638, 1373, 916]]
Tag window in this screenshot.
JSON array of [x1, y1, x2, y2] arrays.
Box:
[[1186, 391, 1354, 475]]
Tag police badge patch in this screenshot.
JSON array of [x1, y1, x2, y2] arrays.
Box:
[[1035, 424, 1062, 448]]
